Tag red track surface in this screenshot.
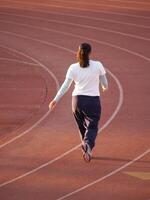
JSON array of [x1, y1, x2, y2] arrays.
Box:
[[0, 0, 150, 200]]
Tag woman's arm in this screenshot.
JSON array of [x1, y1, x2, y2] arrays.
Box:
[[100, 74, 108, 91], [54, 78, 73, 102], [49, 78, 73, 110]]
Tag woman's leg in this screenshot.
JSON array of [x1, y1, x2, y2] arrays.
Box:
[[84, 117, 99, 150], [73, 111, 86, 140], [72, 96, 86, 140], [83, 96, 101, 150], [72, 96, 101, 150]]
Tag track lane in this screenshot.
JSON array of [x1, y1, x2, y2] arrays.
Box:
[[0, 14, 149, 41], [1, 0, 150, 19], [0, 30, 122, 184], [0, 10, 150, 29], [0, 28, 149, 199], [0, 0, 149, 199], [0, 52, 50, 146], [0, 44, 59, 149], [4, 0, 150, 13]]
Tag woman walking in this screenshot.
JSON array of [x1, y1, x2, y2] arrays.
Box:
[[49, 43, 108, 162]]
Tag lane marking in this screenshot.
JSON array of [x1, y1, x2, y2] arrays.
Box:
[[50, 0, 150, 11], [106, 0, 150, 5], [100, 68, 123, 132], [0, 64, 123, 189], [0, 45, 60, 90], [3, 0, 150, 19], [0, 16, 150, 41], [0, 57, 39, 66], [0, 14, 148, 190], [0, 144, 81, 188], [0, 10, 150, 29], [0, 104, 41, 109], [0, 32, 124, 187], [123, 171, 150, 180], [0, 64, 123, 187], [0, 45, 37, 64], [0, 12, 149, 150], [0, 30, 150, 62], [56, 149, 150, 200], [0, 13, 150, 149], [0, 44, 59, 149], [0, 1, 149, 198]]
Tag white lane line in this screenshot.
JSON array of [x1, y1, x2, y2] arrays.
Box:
[[0, 31, 124, 187], [0, 104, 41, 109], [0, 44, 37, 64], [0, 45, 60, 91], [0, 111, 51, 149], [0, 44, 59, 149], [107, 0, 150, 5], [0, 31, 75, 54], [0, 3, 148, 196], [0, 88, 44, 91], [0, 57, 39, 66], [0, 64, 123, 187], [0, 144, 81, 188], [100, 68, 123, 132], [0, 10, 149, 29], [51, 0, 150, 11], [0, 16, 149, 42], [56, 149, 150, 200], [3, 0, 150, 19], [0, 21, 147, 189], [0, 20, 149, 150], [0, 22, 149, 151], [0, 29, 150, 62]]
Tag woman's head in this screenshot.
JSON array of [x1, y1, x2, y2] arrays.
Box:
[[77, 43, 92, 68]]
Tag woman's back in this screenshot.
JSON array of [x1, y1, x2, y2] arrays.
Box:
[[66, 60, 106, 96]]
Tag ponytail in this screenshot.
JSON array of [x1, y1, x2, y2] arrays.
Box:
[[77, 43, 91, 68]]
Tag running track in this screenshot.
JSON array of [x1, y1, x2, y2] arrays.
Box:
[[0, 0, 149, 199]]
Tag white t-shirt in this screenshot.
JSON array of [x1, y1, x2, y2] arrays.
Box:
[[66, 60, 106, 96]]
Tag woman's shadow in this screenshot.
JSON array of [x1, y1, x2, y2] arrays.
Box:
[[92, 156, 150, 165]]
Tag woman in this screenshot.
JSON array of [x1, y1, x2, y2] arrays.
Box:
[[49, 43, 108, 162]]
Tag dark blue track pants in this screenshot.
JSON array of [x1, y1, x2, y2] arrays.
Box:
[[72, 95, 101, 150]]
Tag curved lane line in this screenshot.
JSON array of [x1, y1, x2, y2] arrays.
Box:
[[0, 66, 123, 188], [56, 149, 150, 200], [0, 3, 149, 198], [0, 8, 150, 29], [48, 0, 150, 11], [100, 68, 123, 132], [0, 57, 39, 66], [0, 144, 81, 188], [107, 0, 150, 5], [0, 21, 149, 150], [0, 34, 123, 187], [0, 2, 150, 200], [0, 29, 149, 62], [3, 0, 150, 19], [0, 44, 60, 91], [0, 17, 150, 41], [0, 11, 150, 30], [0, 44, 59, 149], [0, 13, 149, 192]]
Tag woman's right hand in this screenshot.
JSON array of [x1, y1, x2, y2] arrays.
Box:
[[49, 100, 57, 111]]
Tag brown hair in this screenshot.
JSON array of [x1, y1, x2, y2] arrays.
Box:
[[77, 43, 92, 68]]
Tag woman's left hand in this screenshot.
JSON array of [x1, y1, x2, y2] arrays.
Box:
[[49, 100, 57, 111]]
